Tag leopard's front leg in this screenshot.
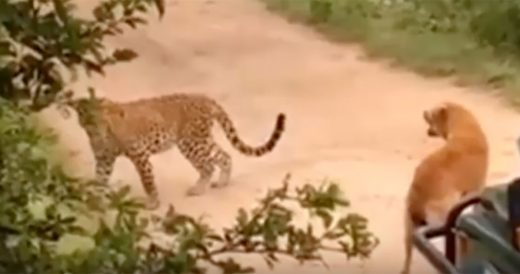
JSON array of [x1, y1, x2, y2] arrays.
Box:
[[126, 150, 160, 210], [93, 147, 118, 185]]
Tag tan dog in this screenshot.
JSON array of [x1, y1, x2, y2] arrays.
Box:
[[401, 102, 489, 274]]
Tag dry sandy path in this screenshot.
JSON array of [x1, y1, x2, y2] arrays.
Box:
[[40, 0, 520, 273]]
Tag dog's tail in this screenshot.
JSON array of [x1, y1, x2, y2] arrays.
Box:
[[401, 210, 417, 274], [401, 212, 413, 274]]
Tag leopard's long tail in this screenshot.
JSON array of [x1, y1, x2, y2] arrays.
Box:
[[211, 100, 285, 156]]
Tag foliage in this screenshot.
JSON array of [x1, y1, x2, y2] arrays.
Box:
[[262, 0, 520, 105], [147, 176, 379, 273], [0, 0, 164, 111], [0, 102, 379, 273]]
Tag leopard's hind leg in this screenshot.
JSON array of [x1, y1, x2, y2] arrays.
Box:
[[178, 137, 219, 196], [210, 145, 231, 189]]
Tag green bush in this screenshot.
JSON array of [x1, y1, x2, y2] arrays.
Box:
[[0, 0, 379, 273], [0, 0, 164, 110], [262, 0, 520, 103]]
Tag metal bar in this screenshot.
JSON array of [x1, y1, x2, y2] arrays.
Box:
[[443, 195, 484, 264], [412, 226, 459, 274], [411, 194, 486, 274]]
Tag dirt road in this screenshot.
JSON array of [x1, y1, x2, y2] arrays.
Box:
[[41, 0, 520, 273]]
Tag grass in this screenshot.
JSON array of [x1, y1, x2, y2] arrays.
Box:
[[260, 0, 520, 108]]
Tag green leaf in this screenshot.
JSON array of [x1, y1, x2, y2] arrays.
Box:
[[112, 48, 138, 62], [154, 0, 166, 18], [84, 60, 105, 75], [315, 209, 333, 228], [52, 0, 70, 25], [335, 197, 350, 207], [92, 6, 106, 21], [326, 183, 340, 197], [207, 233, 223, 242], [114, 185, 131, 201], [0, 41, 11, 55], [236, 208, 248, 226], [125, 17, 147, 29]]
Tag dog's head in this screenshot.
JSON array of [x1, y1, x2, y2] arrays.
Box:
[[423, 103, 449, 139]]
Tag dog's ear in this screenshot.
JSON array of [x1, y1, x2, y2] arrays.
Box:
[[437, 104, 448, 122], [423, 110, 430, 122]]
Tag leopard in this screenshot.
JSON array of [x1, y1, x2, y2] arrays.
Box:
[[63, 93, 286, 210]]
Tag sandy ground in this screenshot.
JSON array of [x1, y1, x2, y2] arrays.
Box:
[[38, 0, 520, 273]]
